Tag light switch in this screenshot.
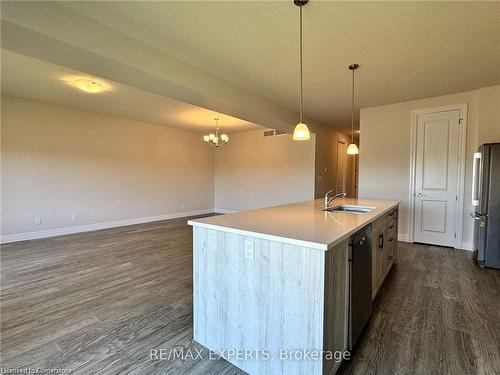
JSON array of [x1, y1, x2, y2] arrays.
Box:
[[244, 240, 254, 260]]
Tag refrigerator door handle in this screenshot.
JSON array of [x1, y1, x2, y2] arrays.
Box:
[[472, 152, 481, 206]]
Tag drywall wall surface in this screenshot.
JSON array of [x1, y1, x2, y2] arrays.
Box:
[[214, 129, 315, 212], [1, 96, 214, 236]]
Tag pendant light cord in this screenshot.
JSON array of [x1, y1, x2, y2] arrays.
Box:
[[299, 5, 304, 124], [351, 67, 355, 144]]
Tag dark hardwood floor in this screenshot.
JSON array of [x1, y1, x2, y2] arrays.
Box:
[[1, 217, 499, 374], [339, 242, 500, 375]]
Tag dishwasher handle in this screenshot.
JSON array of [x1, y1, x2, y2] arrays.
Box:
[[378, 232, 384, 250]]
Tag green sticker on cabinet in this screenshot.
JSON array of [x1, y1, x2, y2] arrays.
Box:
[[480, 221, 485, 227]]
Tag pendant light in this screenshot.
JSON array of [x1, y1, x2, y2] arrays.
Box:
[[347, 64, 359, 155], [292, 0, 311, 141]]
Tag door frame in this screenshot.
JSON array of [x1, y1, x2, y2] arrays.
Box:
[[408, 103, 467, 249]]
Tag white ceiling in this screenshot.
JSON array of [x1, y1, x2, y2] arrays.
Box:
[[0, 50, 261, 133], [62, 1, 500, 129]]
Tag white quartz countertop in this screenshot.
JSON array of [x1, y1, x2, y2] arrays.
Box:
[[188, 198, 399, 250]]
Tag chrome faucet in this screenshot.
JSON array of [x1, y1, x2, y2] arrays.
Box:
[[324, 190, 346, 208]]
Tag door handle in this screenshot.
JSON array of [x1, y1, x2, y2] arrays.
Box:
[[470, 212, 481, 220], [416, 192, 425, 198], [472, 152, 481, 206]]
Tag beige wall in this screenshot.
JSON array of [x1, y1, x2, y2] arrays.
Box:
[[314, 127, 356, 199], [214, 129, 315, 212], [1, 96, 215, 237], [359, 85, 500, 248], [1, 96, 352, 239]]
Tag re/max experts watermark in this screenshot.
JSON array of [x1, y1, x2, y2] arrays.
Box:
[[149, 348, 351, 362]]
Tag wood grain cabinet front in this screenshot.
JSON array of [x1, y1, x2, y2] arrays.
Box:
[[371, 207, 399, 301], [371, 216, 386, 300], [386, 210, 398, 272]]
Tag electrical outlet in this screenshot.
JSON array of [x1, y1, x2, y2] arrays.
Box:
[[244, 240, 254, 260], [71, 214, 77, 221], [35, 217, 41, 225], [317, 175, 323, 181], [180, 203, 185, 209]]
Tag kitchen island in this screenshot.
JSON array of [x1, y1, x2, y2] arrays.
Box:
[[188, 198, 399, 375]]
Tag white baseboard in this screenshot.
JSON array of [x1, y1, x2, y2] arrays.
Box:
[[398, 233, 410, 242], [215, 209, 239, 214], [459, 242, 473, 251], [395, 233, 473, 251], [0, 209, 214, 244]]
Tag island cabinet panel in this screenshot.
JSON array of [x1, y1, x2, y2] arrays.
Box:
[[323, 239, 349, 375], [193, 226, 330, 375]]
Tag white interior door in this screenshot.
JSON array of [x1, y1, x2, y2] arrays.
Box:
[[337, 139, 347, 193], [414, 110, 460, 247]]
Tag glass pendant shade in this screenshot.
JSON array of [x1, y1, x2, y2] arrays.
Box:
[[293, 123, 310, 141], [347, 143, 359, 155]]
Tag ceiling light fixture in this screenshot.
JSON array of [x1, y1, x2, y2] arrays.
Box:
[[203, 118, 229, 148], [74, 79, 105, 93], [347, 64, 360, 155], [292, 0, 311, 141]]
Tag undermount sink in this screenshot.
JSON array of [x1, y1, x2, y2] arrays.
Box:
[[322, 204, 375, 214]]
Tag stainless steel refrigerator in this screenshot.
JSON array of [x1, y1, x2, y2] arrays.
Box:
[[472, 143, 500, 269]]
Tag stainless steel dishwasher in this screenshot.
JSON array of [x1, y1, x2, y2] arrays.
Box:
[[348, 224, 372, 351]]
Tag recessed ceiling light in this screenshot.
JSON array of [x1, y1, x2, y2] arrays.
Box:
[[74, 79, 104, 93]]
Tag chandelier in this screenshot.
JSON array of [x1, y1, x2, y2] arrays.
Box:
[[203, 118, 229, 148]]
